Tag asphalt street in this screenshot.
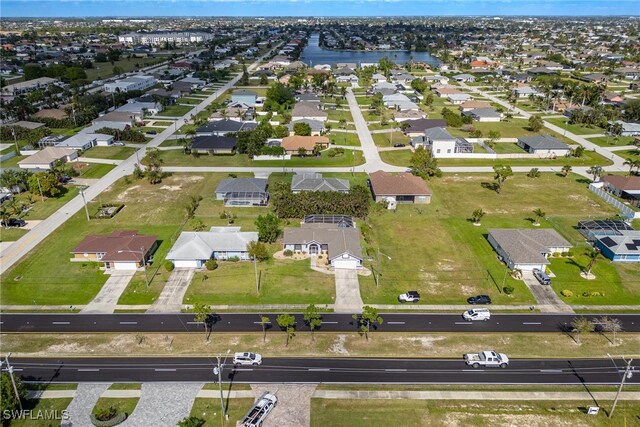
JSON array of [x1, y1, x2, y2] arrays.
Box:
[[9, 356, 638, 385], [2, 313, 639, 333]]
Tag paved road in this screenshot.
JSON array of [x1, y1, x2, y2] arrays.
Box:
[[0, 46, 281, 276], [11, 356, 638, 385], [2, 313, 639, 333]]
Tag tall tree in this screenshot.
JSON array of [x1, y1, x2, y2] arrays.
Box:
[[584, 248, 601, 277], [193, 303, 213, 341], [528, 114, 544, 132], [145, 148, 164, 184], [260, 315, 270, 343], [247, 240, 270, 261], [255, 213, 281, 243], [410, 146, 441, 179], [587, 165, 603, 182], [353, 306, 383, 341], [303, 304, 322, 342], [471, 208, 485, 225], [597, 316, 623, 346], [532, 208, 545, 225], [276, 313, 296, 347], [570, 316, 594, 345], [492, 165, 513, 194]]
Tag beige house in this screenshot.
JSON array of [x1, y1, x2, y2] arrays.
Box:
[[18, 147, 78, 170]]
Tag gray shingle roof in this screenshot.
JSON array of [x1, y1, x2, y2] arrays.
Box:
[[489, 228, 572, 265], [216, 178, 267, 194], [424, 127, 455, 141], [518, 135, 569, 150], [283, 223, 362, 261], [166, 228, 258, 260], [291, 173, 350, 192]]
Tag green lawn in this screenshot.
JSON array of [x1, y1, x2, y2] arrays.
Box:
[[176, 98, 202, 105], [1, 173, 238, 305], [545, 117, 606, 136], [372, 132, 410, 147], [185, 258, 336, 305], [8, 398, 73, 427], [0, 228, 28, 242], [85, 146, 136, 160], [361, 173, 626, 305], [157, 149, 365, 168], [189, 398, 255, 427], [447, 119, 547, 139], [380, 149, 612, 167], [77, 163, 117, 179], [328, 132, 361, 146], [311, 399, 640, 427], [86, 57, 165, 81], [491, 143, 527, 154], [156, 105, 194, 117], [0, 154, 26, 168], [618, 149, 640, 163], [148, 121, 174, 126], [21, 186, 80, 220], [327, 110, 354, 122], [587, 136, 636, 147], [92, 397, 139, 418]]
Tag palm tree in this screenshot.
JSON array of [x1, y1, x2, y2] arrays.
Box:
[[623, 158, 638, 176], [471, 208, 485, 225], [584, 248, 601, 277], [561, 165, 572, 177], [587, 165, 603, 182], [532, 208, 545, 226]]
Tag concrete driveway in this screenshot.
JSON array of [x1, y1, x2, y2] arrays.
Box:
[[81, 271, 135, 314], [334, 268, 363, 313], [147, 268, 195, 313], [521, 270, 573, 313]]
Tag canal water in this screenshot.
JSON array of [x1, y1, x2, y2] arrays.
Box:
[[299, 33, 440, 67]]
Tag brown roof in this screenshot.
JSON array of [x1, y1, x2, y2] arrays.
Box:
[[71, 230, 157, 262], [369, 170, 432, 197], [32, 108, 68, 120], [434, 88, 462, 95], [281, 135, 329, 152], [601, 175, 640, 191], [460, 100, 492, 109]]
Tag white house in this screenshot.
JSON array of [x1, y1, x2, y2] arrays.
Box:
[[166, 227, 259, 268], [517, 135, 571, 157], [488, 229, 572, 271], [104, 75, 156, 93], [283, 223, 362, 269]]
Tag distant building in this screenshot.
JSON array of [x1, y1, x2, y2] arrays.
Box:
[[118, 31, 214, 45], [104, 75, 156, 93]]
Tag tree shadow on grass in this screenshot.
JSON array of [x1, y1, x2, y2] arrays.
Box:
[[480, 182, 499, 193]]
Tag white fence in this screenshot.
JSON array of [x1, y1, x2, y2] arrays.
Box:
[[589, 183, 639, 219], [252, 154, 291, 161]]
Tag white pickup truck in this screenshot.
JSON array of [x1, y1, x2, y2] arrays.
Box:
[[239, 392, 278, 427], [464, 350, 509, 368]]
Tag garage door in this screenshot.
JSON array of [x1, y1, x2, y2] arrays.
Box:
[[174, 260, 200, 268], [113, 262, 138, 270], [333, 259, 359, 270]]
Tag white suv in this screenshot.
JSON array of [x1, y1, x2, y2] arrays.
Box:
[[233, 352, 262, 366], [463, 308, 491, 321]]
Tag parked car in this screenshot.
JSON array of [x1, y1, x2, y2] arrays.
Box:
[[467, 295, 492, 305], [1, 218, 26, 228], [463, 308, 491, 321], [113, 141, 125, 146], [58, 174, 72, 183], [532, 268, 551, 285], [146, 130, 157, 135], [393, 143, 405, 147], [398, 291, 420, 303], [233, 352, 262, 366], [464, 350, 509, 368]]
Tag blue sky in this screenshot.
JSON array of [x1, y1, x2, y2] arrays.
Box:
[[2, 0, 637, 18]]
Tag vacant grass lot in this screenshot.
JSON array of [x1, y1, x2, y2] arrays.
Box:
[[10, 186, 79, 221], [360, 173, 623, 305], [586, 136, 636, 147], [491, 143, 527, 154], [156, 149, 365, 168], [545, 117, 606, 135], [189, 398, 255, 427], [85, 57, 165, 81], [84, 146, 136, 160], [311, 399, 640, 427], [77, 163, 117, 179], [327, 110, 354, 122], [372, 131, 410, 147], [156, 105, 194, 117], [328, 132, 361, 146]]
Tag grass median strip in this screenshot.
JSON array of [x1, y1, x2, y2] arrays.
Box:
[[3, 332, 639, 359]]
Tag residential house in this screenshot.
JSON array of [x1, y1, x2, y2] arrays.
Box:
[[70, 230, 158, 271], [487, 228, 572, 271], [580, 73, 608, 84], [371, 73, 387, 83], [1, 77, 58, 101], [595, 230, 640, 263], [423, 75, 449, 85], [209, 107, 254, 122], [383, 93, 419, 111], [281, 135, 330, 155], [191, 135, 237, 154], [196, 120, 257, 137], [393, 110, 426, 122], [453, 74, 476, 82], [104, 75, 156, 93], [447, 93, 472, 104], [412, 126, 455, 151], [283, 222, 362, 269], [600, 175, 640, 206], [166, 227, 259, 267], [369, 170, 432, 205], [459, 100, 492, 111], [291, 102, 328, 122], [213, 177, 268, 207], [295, 93, 321, 103], [291, 173, 350, 193], [92, 111, 135, 130], [462, 108, 502, 122], [116, 100, 163, 117], [18, 147, 78, 170], [434, 87, 462, 98], [517, 135, 571, 157], [54, 133, 113, 150], [611, 120, 640, 136], [231, 90, 258, 107], [404, 119, 447, 138], [287, 119, 325, 136], [614, 67, 640, 81], [513, 86, 539, 98]]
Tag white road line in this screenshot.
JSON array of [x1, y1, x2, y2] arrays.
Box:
[[12, 369, 23, 372], [186, 322, 201, 324], [384, 369, 407, 372], [523, 322, 542, 325], [540, 369, 563, 373], [454, 322, 472, 325], [154, 368, 176, 372], [233, 368, 254, 372], [463, 369, 485, 372], [119, 321, 138, 325], [387, 321, 405, 325], [77, 369, 99, 372], [323, 322, 339, 324], [52, 322, 70, 325], [308, 368, 330, 371], [252, 322, 272, 324]]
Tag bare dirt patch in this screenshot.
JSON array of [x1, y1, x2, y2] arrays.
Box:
[[329, 335, 349, 355]]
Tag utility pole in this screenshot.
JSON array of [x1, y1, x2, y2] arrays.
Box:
[[79, 186, 90, 221], [11, 128, 18, 155], [4, 353, 23, 412], [254, 255, 259, 294], [36, 174, 44, 202], [610, 357, 634, 419], [141, 246, 150, 287], [213, 350, 231, 420]]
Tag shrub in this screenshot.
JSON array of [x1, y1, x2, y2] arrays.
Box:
[[283, 249, 293, 257], [90, 412, 127, 427], [205, 260, 218, 271], [503, 285, 515, 295], [164, 261, 175, 272], [228, 256, 240, 262], [582, 291, 591, 297], [590, 291, 602, 297], [566, 250, 574, 257], [561, 289, 573, 297]]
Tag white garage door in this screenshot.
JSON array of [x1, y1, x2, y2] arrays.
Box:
[[333, 259, 359, 270], [174, 260, 200, 268], [113, 262, 138, 271]]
